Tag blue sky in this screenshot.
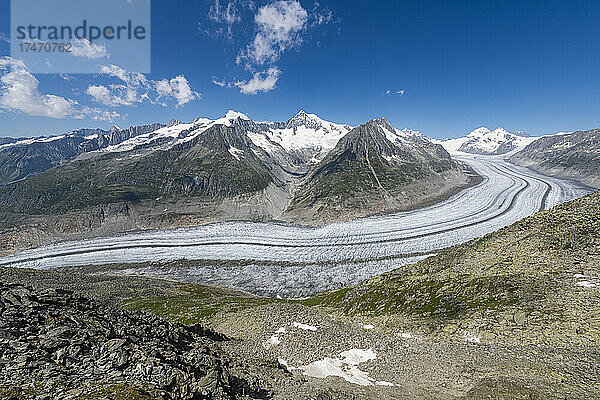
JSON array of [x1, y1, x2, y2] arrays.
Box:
[[1, 0, 600, 139]]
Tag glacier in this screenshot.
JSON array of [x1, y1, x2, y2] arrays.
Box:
[[0, 154, 592, 298]]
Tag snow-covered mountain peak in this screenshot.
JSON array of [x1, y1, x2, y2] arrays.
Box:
[[211, 110, 251, 127], [286, 110, 330, 130], [225, 110, 250, 121], [437, 126, 540, 155], [467, 127, 510, 138], [166, 119, 181, 128]]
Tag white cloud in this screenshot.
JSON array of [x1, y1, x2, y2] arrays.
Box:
[[0, 32, 10, 43], [208, 0, 241, 38], [60, 73, 75, 81], [386, 89, 405, 96], [70, 38, 110, 59], [0, 57, 117, 121], [241, 0, 308, 65], [87, 64, 199, 108], [155, 75, 199, 107], [235, 67, 280, 94], [206, 0, 336, 95], [211, 76, 227, 87], [86, 84, 134, 107]]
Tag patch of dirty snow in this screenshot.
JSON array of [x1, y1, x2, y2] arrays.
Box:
[[278, 358, 295, 372], [298, 348, 391, 386], [576, 281, 598, 288], [263, 335, 281, 349], [363, 324, 374, 330], [228, 146, 244, 160]]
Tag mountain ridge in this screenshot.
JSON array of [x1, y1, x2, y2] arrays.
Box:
[[0, 111, 476, 252]]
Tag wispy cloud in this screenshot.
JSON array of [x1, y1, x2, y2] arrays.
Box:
[[208, 0, 242, 38], [235, 67, 280, 94], [0, 32, 9, 43], [87, 64, 199, 108], [206, 0, 336, 95], [0, 57, 117, 120], [239, 0, 308, 66], [211, 76, 227, 87]]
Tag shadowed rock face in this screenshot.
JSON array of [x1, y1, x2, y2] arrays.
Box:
[[0, 283, 270, 399], [511, 128, 600, 188]]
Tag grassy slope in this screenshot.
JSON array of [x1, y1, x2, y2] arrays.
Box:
[[122, 283, 278, 325], [305, 190, 600, 344]]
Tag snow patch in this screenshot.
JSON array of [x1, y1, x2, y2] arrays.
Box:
[[0, 135, 66, 150], [228, 146, 244, 160], [292, 322, 317, 331], [574, 274, 599, 288], [263, 335, 281, 349], [362, 324, 374, 330], [299, 349, 390, 386]]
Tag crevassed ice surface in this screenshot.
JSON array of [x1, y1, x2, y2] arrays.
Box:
[[0, 155, 592, 297]]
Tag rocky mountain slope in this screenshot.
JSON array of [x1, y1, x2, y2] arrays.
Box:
[[0, 282, 274, 400], [511, 128, 600, 188], [308, 189, 600, 347], [0, 112, 475, 252], [285, 118, 475, 223], [437, 127, 538, 155], [9, 189, 594, 399], [0, 124, 163, 185]]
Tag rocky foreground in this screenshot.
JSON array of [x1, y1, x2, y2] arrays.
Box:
[[0, 282, 273, 400]]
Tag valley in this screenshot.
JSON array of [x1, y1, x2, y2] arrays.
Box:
[[0, 153, 591, 297]]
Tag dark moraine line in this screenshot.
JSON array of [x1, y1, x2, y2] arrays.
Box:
[[492, 161, 552, 212]]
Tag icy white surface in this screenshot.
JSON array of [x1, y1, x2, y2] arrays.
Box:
[[249, 111, 351, 164], [0, 155, 592, 297], [0, 135, 66, 150], [292, 322, 318, 331], [435, 127, 539, 154]]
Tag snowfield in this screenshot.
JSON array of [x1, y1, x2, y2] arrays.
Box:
[[0, 154, 592, 297]]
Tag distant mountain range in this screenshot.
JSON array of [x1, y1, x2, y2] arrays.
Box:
[[0, 111, 474, 251], [511, 128, 600, 189], [435, 127, 538, 155]]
